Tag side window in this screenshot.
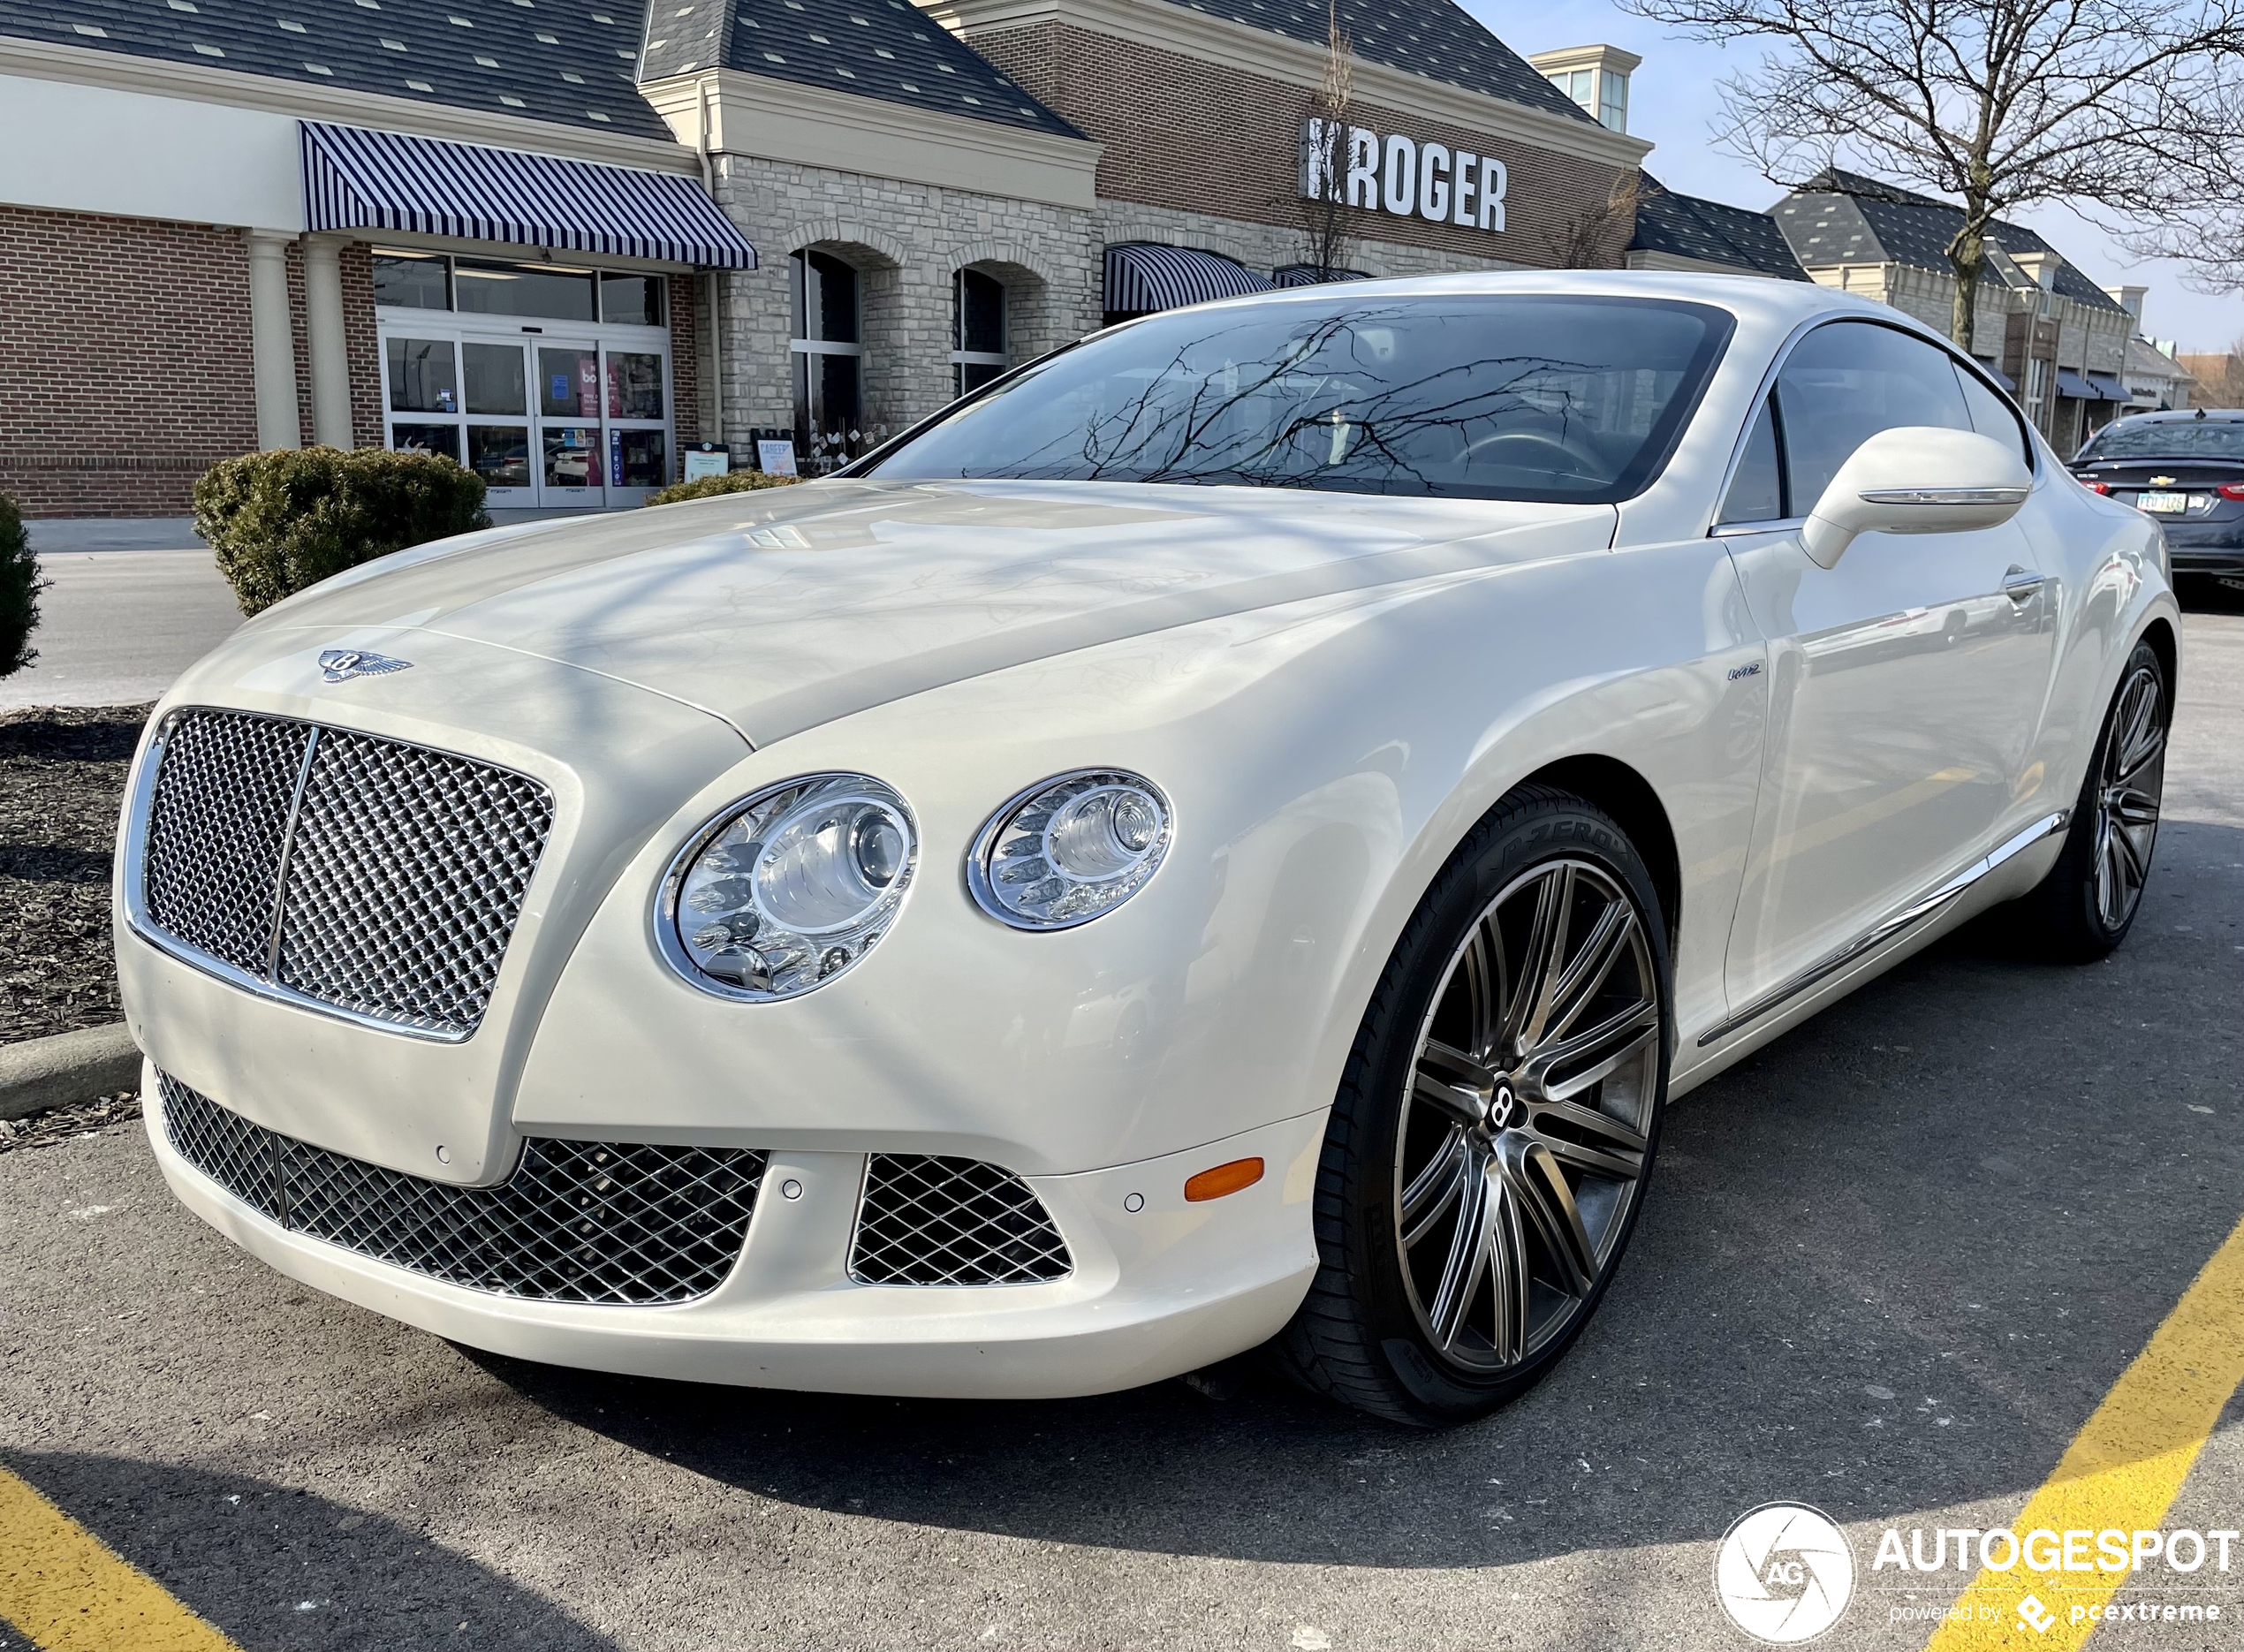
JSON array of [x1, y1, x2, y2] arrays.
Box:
[[1775, 322, 1972, 506], [1718, 394, 1785, 524], [1952, 362, 2035, 467]]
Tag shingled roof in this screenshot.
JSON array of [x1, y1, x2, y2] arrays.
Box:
[[1772, 169, 2127, 314], [638, 0, 1079, 135], [0, 0, 674, 138], [1629, 176, 1807, 280], [1155, 0, 1602, 125]]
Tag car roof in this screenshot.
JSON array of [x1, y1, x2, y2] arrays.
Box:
[[2109, 408, 2244, 422]]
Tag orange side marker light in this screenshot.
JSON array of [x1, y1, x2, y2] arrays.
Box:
[[1183, 1156, 1264, 1202]]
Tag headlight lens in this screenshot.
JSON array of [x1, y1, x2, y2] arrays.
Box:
[[968, 769, 1171, 929], [659, 774, 914, 1000]]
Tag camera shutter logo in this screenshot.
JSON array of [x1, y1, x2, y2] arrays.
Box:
[[1713, 1503, 1856, 1643]]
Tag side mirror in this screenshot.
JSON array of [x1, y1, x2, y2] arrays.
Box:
[[1801, 426, 2032, 568]]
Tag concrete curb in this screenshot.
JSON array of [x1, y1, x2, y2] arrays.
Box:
[[0, 1024, 143, 1121]]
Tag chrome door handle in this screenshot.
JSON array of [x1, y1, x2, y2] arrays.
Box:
[[2001, 566, 2045, 603]]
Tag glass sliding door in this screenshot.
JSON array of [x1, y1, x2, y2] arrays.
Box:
[[461, 340, 534, 505], [384, 336, 461, 461], [603, 347, 668, 504], [535, 344, 606, 505], [377, 286, 674, 510]]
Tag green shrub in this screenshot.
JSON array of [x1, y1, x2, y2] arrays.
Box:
[[643, 469, 803, 507], [0, 489, 44, 678], [193, 446, 490, 618]]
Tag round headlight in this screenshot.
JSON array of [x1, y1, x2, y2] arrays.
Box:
[[658, 774, 915, 1000], [967, 769, 1171, 930]]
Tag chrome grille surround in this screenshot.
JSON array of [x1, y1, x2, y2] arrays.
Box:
[[125, 708, 556, 1041], [157, 1073, 767, 1305], [849, 1154, 1073, 1286]]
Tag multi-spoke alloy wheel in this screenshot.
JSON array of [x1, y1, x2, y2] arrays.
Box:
[[1396, 859, 1659, 1374], [2092, 660, 2164, 932], [2008, 638, 2169, 962], [1277, 785, 1672, 1427]]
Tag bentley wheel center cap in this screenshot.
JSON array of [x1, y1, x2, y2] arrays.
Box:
[[1487, 1080, 1517, 1132]]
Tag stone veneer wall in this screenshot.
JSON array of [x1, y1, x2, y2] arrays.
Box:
[[709, 155, 1102, 439]]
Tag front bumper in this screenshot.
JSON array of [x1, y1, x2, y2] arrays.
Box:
[[143, 1061, 1324, 1398]]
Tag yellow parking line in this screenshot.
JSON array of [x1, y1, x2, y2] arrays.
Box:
[[0, 1466, 241, 1651], [1924, 1209, 2244, 1651]]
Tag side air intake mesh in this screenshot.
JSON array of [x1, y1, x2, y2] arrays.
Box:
[[849, 1154, 1073, 1285], [158, 1073, 765, 1305]]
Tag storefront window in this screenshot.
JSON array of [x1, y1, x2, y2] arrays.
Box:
[[390, 423, 460, 461], [542, 426, 600, 489], [376, 253, 671, 327], [467, 426, 532, 489], [791, 249, 864, 444], [601, 273, 665, 326], [612, 429, 668, 489], [606, 352, 664, 420], [386, 337, 459, 413], [539, 347, 603, 419], [952, 269, 1008, 398], [373, 252, 451, 310], [457, 259, 598, 322], [462, 342, 527, 415]]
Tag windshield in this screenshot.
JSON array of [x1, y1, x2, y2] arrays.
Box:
[[2077, 419, 2244, 462], [859, 294, 1734, 504]]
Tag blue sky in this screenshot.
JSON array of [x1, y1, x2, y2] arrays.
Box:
[[1465, 0, 2244, 352]]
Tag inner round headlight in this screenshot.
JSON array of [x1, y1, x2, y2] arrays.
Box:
[[658, 774, 915, 1000], [968, 769, 1171, 930]]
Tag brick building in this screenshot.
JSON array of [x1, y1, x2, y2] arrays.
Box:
[[1, 0, 1725, 519]]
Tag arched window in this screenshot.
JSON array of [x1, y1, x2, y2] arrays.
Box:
[[952, 269, 1008, 397], [790, 249, 862, 440]]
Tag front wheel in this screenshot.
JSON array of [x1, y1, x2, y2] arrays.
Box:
[[2005, 639, 2168, 961], [1275, 786, 1672, 1427]]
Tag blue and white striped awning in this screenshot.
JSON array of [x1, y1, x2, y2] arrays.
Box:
[[1270, 263, 1372, 288], [1103, 243, 1272, 315], [300, 121, 756, 269]]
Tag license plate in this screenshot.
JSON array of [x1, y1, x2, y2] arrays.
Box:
[[2138, 491, 2189, 514]]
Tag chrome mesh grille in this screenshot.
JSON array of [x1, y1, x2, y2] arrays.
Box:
[[143, 712, 314, 974], [158, 1073, 766, 1305], [849, 1155, 1073, 1285], [138, 709, 555, 1037]]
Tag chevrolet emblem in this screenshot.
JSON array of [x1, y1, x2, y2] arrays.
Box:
[[2149, 474, 2177, 486]]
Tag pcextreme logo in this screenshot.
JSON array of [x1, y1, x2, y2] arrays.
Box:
[[1714, 1503, 1857, 1643]]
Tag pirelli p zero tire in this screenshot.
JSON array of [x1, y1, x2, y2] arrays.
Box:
[[1276, 785, 1673, 1428], [2008, 638, 2169, 964]]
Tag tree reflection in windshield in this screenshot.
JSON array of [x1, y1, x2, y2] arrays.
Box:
[[864, 295, 1732, 504]]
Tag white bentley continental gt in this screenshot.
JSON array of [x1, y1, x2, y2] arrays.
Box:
[[118, 274, 2176, 1425]]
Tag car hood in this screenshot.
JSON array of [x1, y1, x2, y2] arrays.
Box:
[[248, 479, 1616, 746]]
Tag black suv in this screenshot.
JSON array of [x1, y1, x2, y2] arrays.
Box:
[[2071, 409, 2244, 582]]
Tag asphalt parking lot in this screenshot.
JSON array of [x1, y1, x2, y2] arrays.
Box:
[[1, 593, 2239, 1652]]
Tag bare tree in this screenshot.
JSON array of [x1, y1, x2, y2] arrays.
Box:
[[1618, 0, 2244, 345], [1543, 172, 1642, 269], [1294, 0, 1357, 280]]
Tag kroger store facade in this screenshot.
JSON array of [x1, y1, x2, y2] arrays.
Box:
[[0, 0, 1728, 517]]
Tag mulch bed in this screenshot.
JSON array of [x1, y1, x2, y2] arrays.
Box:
[[0, 1091, 142, 1156], [0, 704, 152, 1045]]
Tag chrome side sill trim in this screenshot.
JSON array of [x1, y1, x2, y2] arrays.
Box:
[[1696, 809, 2069, 1049]]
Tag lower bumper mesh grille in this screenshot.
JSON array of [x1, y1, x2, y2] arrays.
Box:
[[157, 1073, 765, 1305], [850, 1154, 1073, 1285]]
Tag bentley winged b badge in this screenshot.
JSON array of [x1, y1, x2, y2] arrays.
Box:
[[317, 649, 413, 683]]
